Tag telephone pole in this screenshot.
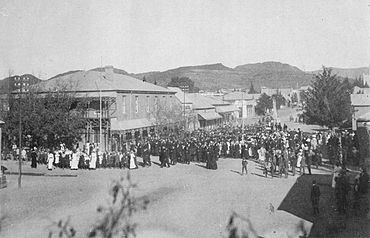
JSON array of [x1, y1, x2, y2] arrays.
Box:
[[18, 76, 23, 188]]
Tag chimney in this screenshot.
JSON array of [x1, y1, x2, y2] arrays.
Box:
[[104, 65, 114, 80]]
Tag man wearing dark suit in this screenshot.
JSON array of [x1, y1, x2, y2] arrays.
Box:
[[311, 180, 321, 215]]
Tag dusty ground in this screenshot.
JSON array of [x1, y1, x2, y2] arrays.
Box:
[[1, 157, 322, 238], [1, 108, 367, 238]]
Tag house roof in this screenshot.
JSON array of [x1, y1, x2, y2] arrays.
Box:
[[223, 92, 260, 101], [34, 67, 174, 94], [186, 94, 215, 109], [198, 111, 222, 120], [200, 95, 229, 106], [351, 94, 370, 106], [168, 87, 192, 104], [169, 87, 215, 109], [216, 104, 239, 113]]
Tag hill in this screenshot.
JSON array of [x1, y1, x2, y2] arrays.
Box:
[[132, 62, 315, 91]]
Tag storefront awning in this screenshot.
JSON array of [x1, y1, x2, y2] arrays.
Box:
[[111, 118, 154, 131], [358, 112, 370, 122], [198, 111, 222, 121]]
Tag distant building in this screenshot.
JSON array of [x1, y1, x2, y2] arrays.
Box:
[[22, 66, 177, 151], [222, 92, 260, 119], [0, 74, 41, 112], [169, 87, 238, 130], [0, 74, 41, 94], [353, 86, 370, 94], [260, 87, 293, 99], [351, 93, 370, 130]]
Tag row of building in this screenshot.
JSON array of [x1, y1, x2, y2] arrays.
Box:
[[3, 66, 269, 152], [4, 65, 369, 152]]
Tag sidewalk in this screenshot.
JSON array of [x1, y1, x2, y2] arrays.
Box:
[[1, 160, 80, 177]]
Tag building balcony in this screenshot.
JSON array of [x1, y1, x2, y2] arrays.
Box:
[[83, 110, 110, 119]]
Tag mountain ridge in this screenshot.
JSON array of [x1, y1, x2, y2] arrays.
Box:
[[2, 62, 367, 91]]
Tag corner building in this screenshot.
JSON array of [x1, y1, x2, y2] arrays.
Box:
[[35, 66, 177, 152]]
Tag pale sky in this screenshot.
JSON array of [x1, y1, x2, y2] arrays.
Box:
[[0, 0, 369, 79]]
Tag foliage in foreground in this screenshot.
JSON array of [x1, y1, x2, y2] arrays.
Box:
[[48, 173, 149, 238]]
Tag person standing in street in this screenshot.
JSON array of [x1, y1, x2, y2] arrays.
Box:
[[129, 149, 138, 169], [306, 148, 314, 175], [47, 150, 54, 170], [31, 147, 38, 168], [289, 147, 297, 176], [311, 180, 321, 215], [359, 167, 369, 194], [241, 156, 248, 175]]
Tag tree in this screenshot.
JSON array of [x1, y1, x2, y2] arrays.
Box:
[[352, 75, 369, 88], [248, 82, 258, 94], [148, 97, 184, 136], [3, 86, 86, 150], [291, 92, 298, 104], [271, 93, 286, 109], [255, 93, 273, 116], [167, 76, 199, 93], [303, 66, 352, 128]]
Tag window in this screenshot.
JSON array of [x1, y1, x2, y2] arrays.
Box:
[[135, 96, 139, 113], [146, 96, 150, 112], [122, 96, 126, 114]]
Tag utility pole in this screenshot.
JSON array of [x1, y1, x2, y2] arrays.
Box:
[[180, 85, 188, 132], [100, 57, 103, 151], [242, 90, 245, 131], [18, 76, 22, 188], [99, 89, 102, 151]]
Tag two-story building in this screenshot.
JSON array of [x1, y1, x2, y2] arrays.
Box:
[[34, 66, 177, 151]]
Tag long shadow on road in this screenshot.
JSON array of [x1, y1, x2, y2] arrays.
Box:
[[278, 172, 370, 238], [277, 173, 335, 237]]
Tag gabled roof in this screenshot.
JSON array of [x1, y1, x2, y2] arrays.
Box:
[[186, 94, 215, 109], [201, 95, 229, 106], [168, 87, 192, 104], [216, 104, 239, 113], [169, 87, 215, 109], [34, 67, 174, 94]]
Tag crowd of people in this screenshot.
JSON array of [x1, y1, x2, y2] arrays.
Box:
[[4, 121, 362, 177], [3, 120, 369, 217]]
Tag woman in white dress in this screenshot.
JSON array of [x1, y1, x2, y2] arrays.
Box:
[[90, 150, 97, 169], [129, 150, 138, 169], [258, 146, 266, 162], [54, 150, 60, 166], [47, 151, 54, 170], [70, 150, 79, 170], [297, 149, 303, 174]]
